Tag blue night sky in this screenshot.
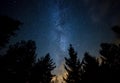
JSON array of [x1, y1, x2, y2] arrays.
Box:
[[0, 0, 120, 68]]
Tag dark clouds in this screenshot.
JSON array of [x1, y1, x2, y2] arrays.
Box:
[[83, 0, 120, 25]]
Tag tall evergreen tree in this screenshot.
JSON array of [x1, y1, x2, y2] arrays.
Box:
[[30, 53, 56, 83], [64, 44, 81, 83], [99, 43, 120, 80], [80, 53, 99, 81], [0, 40, 36, 83]]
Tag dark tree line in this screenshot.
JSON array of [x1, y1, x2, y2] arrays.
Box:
[[1, 15, 120, 83], [0, 16, 55, 83], [64, 43, 120, 82], [0, 40, 55, 83]]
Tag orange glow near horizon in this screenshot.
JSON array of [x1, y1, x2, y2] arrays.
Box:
[[51, 62, 67, 83]]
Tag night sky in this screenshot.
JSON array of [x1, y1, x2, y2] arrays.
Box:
[[1, 0, 120, 75]]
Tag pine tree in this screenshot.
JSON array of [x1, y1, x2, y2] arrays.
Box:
[[80, 52, 99, 81], [30, 53, 56, 83], [0, 40, 36, 83], [99, 43, 120, 80], [64, 44, 81, 83]]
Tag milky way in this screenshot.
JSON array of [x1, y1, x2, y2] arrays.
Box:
[[49, 0, 71, 66], [51, 0, 68, 51], [1, 0, 120, 75]]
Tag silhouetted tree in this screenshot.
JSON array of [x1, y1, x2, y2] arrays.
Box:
[[0, 40, 36, 83], [64, 44, 81, 83], [99, 43, 120, 80], [0, 16, 21, 48], [80, 52, 99, 81], [79, 43, 120, 81], [30, 53, 56, 83]]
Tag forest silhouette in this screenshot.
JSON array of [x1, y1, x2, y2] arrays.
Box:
[[0, 15, 120, 83]]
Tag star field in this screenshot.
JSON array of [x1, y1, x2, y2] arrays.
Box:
[[0, 0, 120, 74]]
